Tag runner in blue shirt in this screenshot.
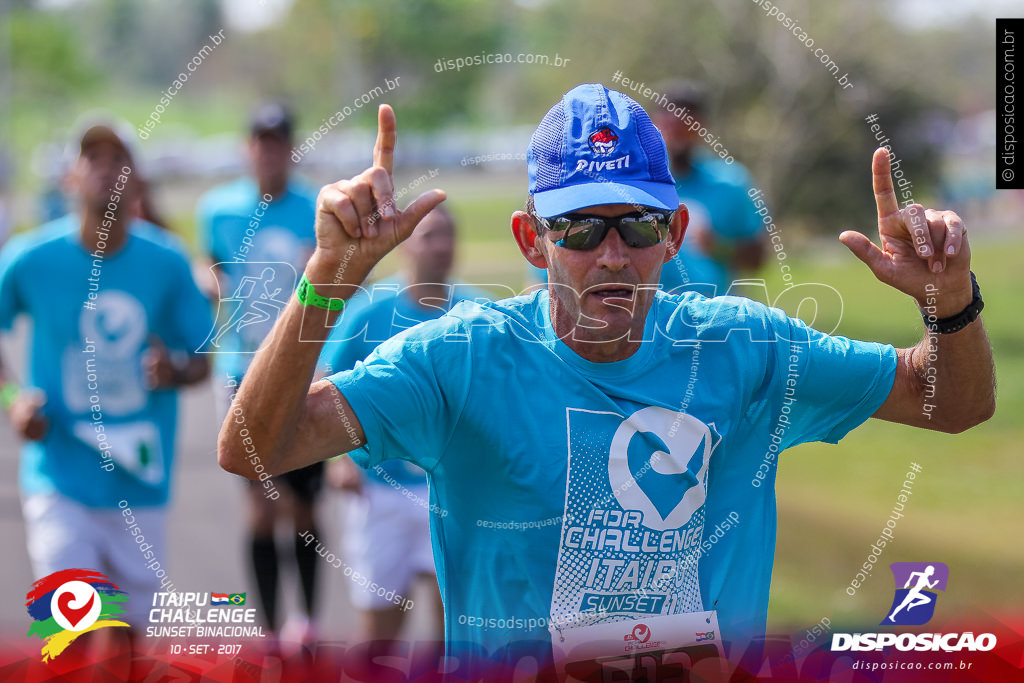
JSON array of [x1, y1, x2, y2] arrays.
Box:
[[653, 81, 766, 297], [196, 102, 323, 649], [0, 120, 211, 632], [219, 86, 994, 679], [321, 205, 489, 652]]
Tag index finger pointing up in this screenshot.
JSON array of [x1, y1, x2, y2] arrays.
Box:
[[872, 147, 900, 223], [373, 104, 396, 175]]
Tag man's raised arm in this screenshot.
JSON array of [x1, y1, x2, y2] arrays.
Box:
[[840, 148, 995, 433], [217, 105, 446, 478]]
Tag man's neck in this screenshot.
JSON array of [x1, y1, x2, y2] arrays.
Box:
[[258, 177, 288, 200], [404, 280, 451, 310], [79, 208, 129, 254], [549, 295, 649, 363]]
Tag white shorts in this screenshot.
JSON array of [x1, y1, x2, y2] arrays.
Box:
[[22, 491, 168, 628], [342, 483, 435, 610]]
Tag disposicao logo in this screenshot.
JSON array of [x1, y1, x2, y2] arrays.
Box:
[[831, 562, 996, 653], [883, 562, 947, 626], [25, 569, 129, 661]]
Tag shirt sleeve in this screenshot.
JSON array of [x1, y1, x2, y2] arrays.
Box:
[[327, 314, 473, 473], [0, 241, 26, 331], [165, 252, 214, 353], [195, 195, 228, 263], [766, 307, 898, 448]]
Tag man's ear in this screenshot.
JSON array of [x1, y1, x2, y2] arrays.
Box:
[[511, 210, 548, 269], [663, 203, 689, 263]]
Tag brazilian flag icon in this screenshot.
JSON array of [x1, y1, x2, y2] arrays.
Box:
[[229, 593, 246, 605]]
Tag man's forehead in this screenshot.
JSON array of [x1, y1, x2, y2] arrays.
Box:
[[80, 138, 129, 158]]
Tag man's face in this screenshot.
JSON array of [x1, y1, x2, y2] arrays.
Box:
[[248, 132, 292, 186], [537, 203, 684, 345], [655, 107, 702, 167], [71, 140, 135, 212], [404, 210, 455, 283]]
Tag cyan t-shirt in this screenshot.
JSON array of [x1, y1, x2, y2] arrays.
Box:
[[0, 218, 212, 508], [661, 155, 763, 296], [327, 288, 896, 667], [196, 178, 317, 379], [321, 277, 492, 488]]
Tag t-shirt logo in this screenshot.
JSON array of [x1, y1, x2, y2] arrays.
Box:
[[64, 290, 148, 416], [549, 407, 721, 633], [609, 406, 716, 531]]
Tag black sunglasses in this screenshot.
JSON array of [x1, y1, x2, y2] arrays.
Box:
[[535, 209, 675, 251]]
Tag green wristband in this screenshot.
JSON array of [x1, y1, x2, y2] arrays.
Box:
[[296, 273, 346, 311], [1, 381, 19, 411]]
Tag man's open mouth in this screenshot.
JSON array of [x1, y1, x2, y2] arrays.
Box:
[[589, 285, 635, 301]]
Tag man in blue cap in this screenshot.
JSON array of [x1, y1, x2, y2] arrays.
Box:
[[218, 84, 994, 678]]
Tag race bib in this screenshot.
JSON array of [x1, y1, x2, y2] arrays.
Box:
[[552, 610, 724, 680]]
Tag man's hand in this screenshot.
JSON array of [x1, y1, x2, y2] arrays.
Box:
[[840, 148, 972, 316], [144, 336, 177, 389], [10, 392, 47, 441], [144, 336, 209, 389], [309, 104, 446, 283]]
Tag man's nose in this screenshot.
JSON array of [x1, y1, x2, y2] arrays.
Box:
[[594, 226, 630, 271]]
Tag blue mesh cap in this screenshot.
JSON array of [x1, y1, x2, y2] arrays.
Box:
[[527, 83, 677, 218]]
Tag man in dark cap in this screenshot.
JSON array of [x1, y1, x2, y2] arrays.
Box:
[[196, 102, 322, 649]]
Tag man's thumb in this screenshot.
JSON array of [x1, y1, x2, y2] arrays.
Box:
[[397, 189, 447, 240], [839, 230, 891, 283]]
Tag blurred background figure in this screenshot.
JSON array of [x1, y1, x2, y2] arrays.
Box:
[[196, 102, 322, 650], [0, 118, 211, 661], [321, 206, 487, 651], [653, 80, 766, 296]]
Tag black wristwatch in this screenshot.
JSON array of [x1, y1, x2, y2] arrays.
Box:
[[922, 272, 984, 334]]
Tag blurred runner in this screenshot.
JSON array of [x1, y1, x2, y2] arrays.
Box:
[[196, 101, 321, 648], [653, 80, 766, 296], [321, 206, 487, 649], [0, 118, 211, 647]]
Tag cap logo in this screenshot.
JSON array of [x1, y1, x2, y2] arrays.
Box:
[[588, 127, 618, 155]]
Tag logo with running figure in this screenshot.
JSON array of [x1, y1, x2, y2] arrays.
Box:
[[201, 262, 295, 354], [883, 562, 949, 626]]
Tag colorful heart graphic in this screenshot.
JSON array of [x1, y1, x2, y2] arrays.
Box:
[[56, 591, 95, 629]]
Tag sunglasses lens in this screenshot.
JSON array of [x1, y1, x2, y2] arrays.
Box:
[[620, 213, 668, 247], [545, 211, 671, 250], [549, 217, 606, 250]]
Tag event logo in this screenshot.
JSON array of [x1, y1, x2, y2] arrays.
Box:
[[588, 127, 618, 154], [25, 569, 129, 661], [624, 623, 651, 643], [622, 621, 665, 652], [608, 407, 720, 531], [883, 562, 948, 626]]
